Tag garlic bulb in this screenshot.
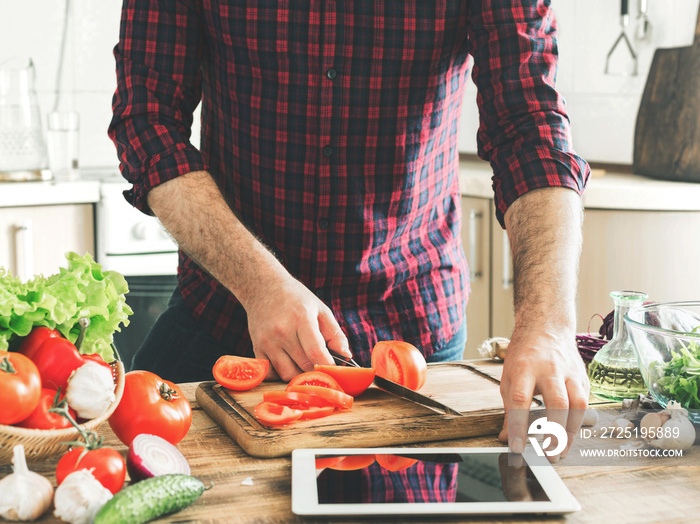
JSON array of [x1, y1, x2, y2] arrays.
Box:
[[0, 445, 53, 521], [650, 401, 696, 450], [54, 469, 113, 524], [640, 411, 670, 443], [66, 360, 116, 419]]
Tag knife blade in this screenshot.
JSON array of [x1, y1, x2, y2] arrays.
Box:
[[327, 348, 464, 417], [372, 375, 464, 417]]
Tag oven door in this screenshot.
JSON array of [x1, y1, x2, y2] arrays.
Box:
[[113, 273, 178, 370]]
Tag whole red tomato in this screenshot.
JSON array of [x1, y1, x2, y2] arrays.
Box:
[[17, 326, 61, 360], [108, 370, 192, 446], [0, 351, 42, 425], [56, 446, 126, 494], [16, 388, 77, 430]]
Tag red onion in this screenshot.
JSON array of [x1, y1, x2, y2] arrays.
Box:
[[127, 434, 191, 482]]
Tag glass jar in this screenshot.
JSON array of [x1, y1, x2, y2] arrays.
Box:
[[588, 290, 649, 401], [0, 57, 48, 181]]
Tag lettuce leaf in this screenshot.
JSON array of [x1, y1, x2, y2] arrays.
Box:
[[0, 252, 133, 361]]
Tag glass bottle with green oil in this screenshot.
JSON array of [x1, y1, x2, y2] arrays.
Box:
[[588, 290, 648, 401]]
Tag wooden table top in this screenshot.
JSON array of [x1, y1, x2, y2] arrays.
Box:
[[3, 377, 700, 523]]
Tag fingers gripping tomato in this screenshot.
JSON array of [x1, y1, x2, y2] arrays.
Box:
[[371, 340, 427, 391], [0, 351, 41, 425], [108, 371, 192, 447], [213, 355, 269, 391], [56, 446, 126, 494]]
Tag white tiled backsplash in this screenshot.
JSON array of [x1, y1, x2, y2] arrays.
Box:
[[1, 0, 698, 168]]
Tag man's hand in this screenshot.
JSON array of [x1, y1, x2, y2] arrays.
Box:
[[246, 273, 350, 381], [498, 330, 589, 459], [497, 187, 589, 459], [148, 170, 351, 380]]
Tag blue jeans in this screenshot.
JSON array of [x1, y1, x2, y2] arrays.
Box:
[[132, 288, 467, 382], [426, 320, 467, 363]]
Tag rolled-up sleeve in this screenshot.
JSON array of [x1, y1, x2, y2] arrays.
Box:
[[467, 0, 590, 228], [108, 0, 207, 214]]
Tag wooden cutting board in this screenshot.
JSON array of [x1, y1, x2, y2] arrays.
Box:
[[633, 6, 700, 181], [196, 361, 541, 458]]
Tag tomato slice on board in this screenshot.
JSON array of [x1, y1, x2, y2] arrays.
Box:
[[213, 355, 269, 391], [315, 456, 345, 470], [286, 385, 353, 410], [328, 454, 376, 471], [298, 405, 336, 420], [262, 390, 332, 409], [253, 401, 303, 425], [286, 371, 344, 392], [371, 340, 428, 391], [313, 365, 375, 397], [375, 454, 419, 472]]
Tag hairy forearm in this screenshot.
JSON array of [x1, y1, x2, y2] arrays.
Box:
[[504, 187, 584, 335], [146, 170, 287, 309]]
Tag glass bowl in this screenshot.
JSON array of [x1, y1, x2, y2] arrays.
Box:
[[624, 301, 700, 423]]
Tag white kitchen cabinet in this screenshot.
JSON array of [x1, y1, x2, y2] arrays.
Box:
[[0, 204, 95, 280], [459, 159, 700, 359]]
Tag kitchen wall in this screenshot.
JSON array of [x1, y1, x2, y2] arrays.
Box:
[[1, 0, 698, 169]]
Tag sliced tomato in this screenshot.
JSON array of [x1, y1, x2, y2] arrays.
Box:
[[286, 385, 353, 410], [298, 405, 336, 420], [313, 365, 375, 397], [371, 340, 427, 391], [286, 371, 343, 392], [213, 355, 269, 391], [262, 390, 332, 409], [315, 456, 345, 470], [328, 454, 376, 471], [375, 454, 419, 472], [253, 401, 303, 425]]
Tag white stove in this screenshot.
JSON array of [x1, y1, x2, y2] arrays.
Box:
[[81, 168, 178, 276]]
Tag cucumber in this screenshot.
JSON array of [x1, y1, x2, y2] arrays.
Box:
[[94, 474, 205, 524]]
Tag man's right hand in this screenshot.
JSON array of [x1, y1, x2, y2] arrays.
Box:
[[245, 274, 351, 381], [147, 170, 351, 382]]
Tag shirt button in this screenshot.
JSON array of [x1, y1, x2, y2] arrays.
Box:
[[326, 67, 337, 80], [322, 145, 334, 157], [315, 287, 326, 301], [318, 219, 329, 230]]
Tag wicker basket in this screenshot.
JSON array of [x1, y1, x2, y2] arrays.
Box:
[[0, 359, 125, 464]]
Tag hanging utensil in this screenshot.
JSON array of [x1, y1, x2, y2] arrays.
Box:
[[605, 0, 639, 76], [635, 0, 653, 43]]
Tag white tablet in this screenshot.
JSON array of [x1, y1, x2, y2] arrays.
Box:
[[291, 447, 580, 517]]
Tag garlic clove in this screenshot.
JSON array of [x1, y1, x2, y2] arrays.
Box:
[[0, 445, 53, 521], [613, 418, 633, 438], [581, 409, 599, 428], [650, 402, 697, 450]]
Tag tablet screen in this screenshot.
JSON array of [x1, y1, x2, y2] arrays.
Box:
[[315, 451, 549, 505]]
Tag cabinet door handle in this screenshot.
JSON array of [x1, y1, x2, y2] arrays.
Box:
[[502, 230, 513, 290], [468, 210, 483, 280], [15, 219, 34, 281]]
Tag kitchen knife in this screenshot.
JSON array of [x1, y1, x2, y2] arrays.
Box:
[[327, 349, 464, 417]]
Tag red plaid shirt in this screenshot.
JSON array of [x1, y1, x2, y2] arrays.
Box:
[[109, 0, 589, 365]]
